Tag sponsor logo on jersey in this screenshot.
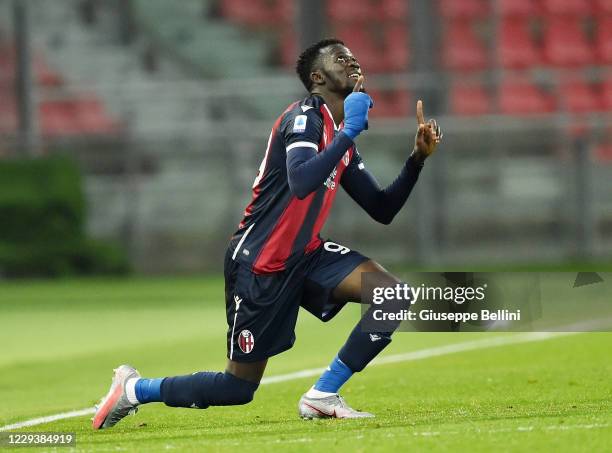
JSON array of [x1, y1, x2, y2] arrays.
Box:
[[323, 166, 338, 190], [238, 329, 255, 353], [293, 115, 308, 133], [301, 105, 313, 112], [369, 334, 382, 342]]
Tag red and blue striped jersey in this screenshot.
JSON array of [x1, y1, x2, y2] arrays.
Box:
[[230, 94, 356, 274]]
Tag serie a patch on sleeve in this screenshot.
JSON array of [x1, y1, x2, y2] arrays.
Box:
[[293, 115, 308, 133]]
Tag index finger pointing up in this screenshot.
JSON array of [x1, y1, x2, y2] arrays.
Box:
[[353, 75, 364, 93], [416, 99, 425, 125]]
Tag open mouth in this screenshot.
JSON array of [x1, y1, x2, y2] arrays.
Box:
[[348, 73, 361, 80]]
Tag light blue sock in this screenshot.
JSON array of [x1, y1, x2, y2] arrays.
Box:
[[313, 356, 353, 393], [135, 378, 164, 404]]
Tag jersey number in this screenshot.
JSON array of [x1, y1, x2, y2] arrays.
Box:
[[324, 241, 350, 255]]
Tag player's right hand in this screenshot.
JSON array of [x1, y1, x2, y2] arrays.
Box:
[[412, 99, 442, 162], [342, 75, 374, 140]]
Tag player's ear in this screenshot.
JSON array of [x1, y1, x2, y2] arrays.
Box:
[[310, 70, 324, 87]]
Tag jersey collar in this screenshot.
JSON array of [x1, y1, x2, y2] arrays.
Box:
[[308, 94, 340, 131]]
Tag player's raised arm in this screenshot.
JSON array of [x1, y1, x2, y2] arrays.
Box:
[[340, 100, 442, 224]]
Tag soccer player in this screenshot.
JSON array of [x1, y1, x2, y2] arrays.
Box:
[[93, 38, 441, 428]]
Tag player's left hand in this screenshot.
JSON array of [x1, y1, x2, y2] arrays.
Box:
[[412, 100, 442, 163]]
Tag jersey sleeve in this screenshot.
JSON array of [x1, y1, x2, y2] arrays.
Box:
[[341, 149, 423, 225], [281, 107, 324, 151]]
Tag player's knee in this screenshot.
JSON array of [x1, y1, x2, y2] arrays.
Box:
[[231, 386, 256, 405], [221, 372, 259, 405], [227, 382, 257, 405]]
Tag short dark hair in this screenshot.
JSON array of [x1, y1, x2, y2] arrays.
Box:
[[296, 38, 345, 91]]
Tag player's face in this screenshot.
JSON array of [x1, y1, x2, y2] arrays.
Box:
[[320, 45, 362, 97]]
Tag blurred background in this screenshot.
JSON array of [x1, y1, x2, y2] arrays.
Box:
[[0, 0, 611, 276]]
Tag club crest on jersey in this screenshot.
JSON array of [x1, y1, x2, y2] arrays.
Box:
[[238, 329, 255, 354], [293, 115, 308, 133], [343, 150, 350, 166]]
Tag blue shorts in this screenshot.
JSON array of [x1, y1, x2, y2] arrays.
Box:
[[224, 240, 369, 362]]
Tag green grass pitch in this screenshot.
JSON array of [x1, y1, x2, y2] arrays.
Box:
[[1, 277, 611, 452]]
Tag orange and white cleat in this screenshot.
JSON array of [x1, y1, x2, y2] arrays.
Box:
[[92, 365, 141, 429]]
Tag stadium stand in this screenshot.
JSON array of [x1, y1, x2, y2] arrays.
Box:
[[332, 26, 383, 72], [556, 76, 602, 113], [441, 19, 488, 71], [377, 0, 410, 20], [596, 16, 612, 64], [0, 37, 120, 138], [498, 0, 539, 17], [265, 0, 412, 76], [498, 75, 556, 114], [367, 87, 411, 118], [0, 42, 63, 87], [384, 24, 410, 72], [221, 0, 412, 117], [437, 0, 489, 19], [1, 0, 610, 272], [602, 73, 612, 112], [134, 0, 271, 79], [217, 0, 612, 120], [326, 0, 411, 23], [436, 0, 611, 120], [0, 90, 16, 134], [39, 97, 120, 137], [596, 143, 612, 161], [277, 26, 297, 68], [541, 0, 589, 15], [594, 0, 612, 13], [543, 17, 594, 67], [327, 0, 372, 23], [449, 81, 491, 116], [219, 0, 290, 28], [132, 0, 291, 120], [498, 18, 541, 69], [0, 0, 268, 139], [3, 0, 610, 129]]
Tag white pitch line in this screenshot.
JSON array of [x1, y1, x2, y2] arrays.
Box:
[[259, 331, 578, 384], [0, 330, 586, 432], [0, 408, 96, 432]]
